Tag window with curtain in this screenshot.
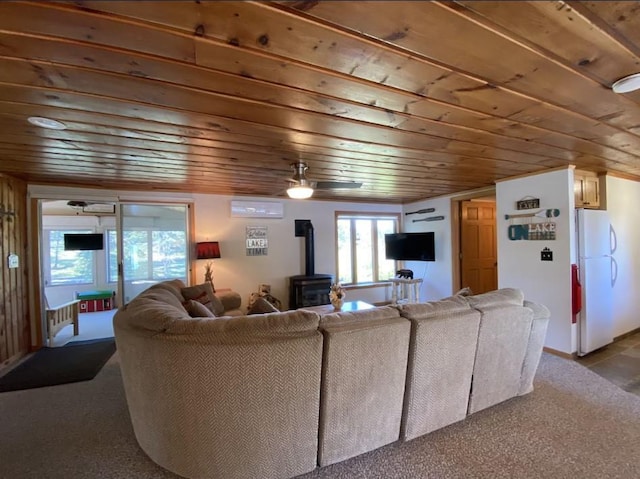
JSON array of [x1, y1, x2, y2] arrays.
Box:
[[336, 213, 399, 285]]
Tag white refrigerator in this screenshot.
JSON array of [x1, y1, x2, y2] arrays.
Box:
[[576, 209, 614, 356]]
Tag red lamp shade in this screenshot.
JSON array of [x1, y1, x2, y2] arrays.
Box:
[[196, 241, 221, 260]]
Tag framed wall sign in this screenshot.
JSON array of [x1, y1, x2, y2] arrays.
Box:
[[246, 226, 268, 256], [516, 198, 540, 210]]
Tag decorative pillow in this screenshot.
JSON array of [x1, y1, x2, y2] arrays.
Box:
[[183, 299, 216, 318], [181, 283, 225, 316], [247, 297, 280, 315]]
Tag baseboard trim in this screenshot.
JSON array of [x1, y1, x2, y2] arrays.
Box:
[[614, 326, 640, 342], [543, 346, 576, 360]]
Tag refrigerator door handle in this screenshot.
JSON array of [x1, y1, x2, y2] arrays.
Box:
[[611, 257, 618, 288]]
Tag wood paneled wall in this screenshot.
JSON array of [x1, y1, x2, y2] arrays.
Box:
[[0, 174, 29, 368]]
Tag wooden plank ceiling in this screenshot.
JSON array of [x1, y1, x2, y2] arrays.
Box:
[[1, 1, 640, 204]]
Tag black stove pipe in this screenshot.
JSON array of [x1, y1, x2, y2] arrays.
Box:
[[304, 221, 314, 277]]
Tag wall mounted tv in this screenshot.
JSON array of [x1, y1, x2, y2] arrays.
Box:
[[385, 232, 435, 262], [63, 233, 104, 251]]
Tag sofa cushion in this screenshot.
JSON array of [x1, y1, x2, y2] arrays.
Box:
[[317, 306, 410, 466], [397, 294, 471, 320], [398, 297, 481, 441], [147, 278, 187, 302], [183, 299, 216, 318], [115, 288, 188, 333], [247, 297, 279, 315], [181, 283, 225, 316], [466, 287, 524, 308], [159, 309, 320, 343]]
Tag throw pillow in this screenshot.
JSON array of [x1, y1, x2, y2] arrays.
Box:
[[247, 297, 280, 315], [455, 287, 473, 297], [181, 283, 225, 316], [183, 299, 216, 318]]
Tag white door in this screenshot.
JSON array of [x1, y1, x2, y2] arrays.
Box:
[[116, 203, 190, 304]]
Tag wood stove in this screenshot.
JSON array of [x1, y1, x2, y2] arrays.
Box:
[[289, 220, 332, 309], [289, 274, 332, 309]]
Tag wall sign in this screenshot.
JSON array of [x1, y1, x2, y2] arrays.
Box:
[[508, 222, 556, 241], [516, 198, 540, 210], [246, 226, 268, 256]]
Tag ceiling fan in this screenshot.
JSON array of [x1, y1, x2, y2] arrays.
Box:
[[286, 161, 362, 199]]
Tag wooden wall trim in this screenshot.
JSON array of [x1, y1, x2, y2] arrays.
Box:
[[29, 197, 43, 350], [0, 174, 30, 368]]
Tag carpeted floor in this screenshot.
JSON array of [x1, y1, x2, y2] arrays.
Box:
[[0, 352, 638, 478]]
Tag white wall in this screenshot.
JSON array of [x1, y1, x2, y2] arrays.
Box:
[[496, 169, 574, 354], [401, 196, 454, 301], [192, 194, 401, 309], [605, 176, 640, 337]]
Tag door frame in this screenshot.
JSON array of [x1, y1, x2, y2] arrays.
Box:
[[450, 186, 497, 292], [30, 197, 195, 349]]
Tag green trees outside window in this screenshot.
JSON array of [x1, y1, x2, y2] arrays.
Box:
[[336, 214, 398, 285], [46, 230, 95, 286]]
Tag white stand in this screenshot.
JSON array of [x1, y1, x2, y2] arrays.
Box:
[[389, 278, 423, 304]]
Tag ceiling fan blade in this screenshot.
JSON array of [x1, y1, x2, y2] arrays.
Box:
[[314, 181, 362, 190]]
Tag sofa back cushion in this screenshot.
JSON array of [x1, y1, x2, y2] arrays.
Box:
[[114, 286, 188, 333], [317, 306, 410, 466], [467, 289, 533, 414], [158, 309, 320, 344], [147, 279, 187, 302], [466, 287, 524, 308], [397, 297, 481, 441], [398, 294, 470, 319]]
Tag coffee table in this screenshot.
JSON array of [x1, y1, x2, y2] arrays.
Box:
[[300, 300, 375, 315]]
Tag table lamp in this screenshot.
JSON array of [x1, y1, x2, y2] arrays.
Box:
[[196, 241, 221, 292]]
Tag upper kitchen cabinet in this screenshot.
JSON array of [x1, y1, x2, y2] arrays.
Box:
[[574, 170, 605, 209]]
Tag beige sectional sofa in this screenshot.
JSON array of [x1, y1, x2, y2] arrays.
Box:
[[114, 281, 549, 479]]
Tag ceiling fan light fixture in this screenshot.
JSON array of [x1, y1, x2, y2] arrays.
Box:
[[287, 184, 314, 199], [612, 73, 640, 93]]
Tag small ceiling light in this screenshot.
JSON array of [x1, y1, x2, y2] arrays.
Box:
[[287, 184, 314, 199], [27, 116, 67, 130], [612, 73, 640, 93]]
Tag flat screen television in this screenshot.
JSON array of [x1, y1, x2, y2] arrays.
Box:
[[385, 232, 435, 261], [63, 233, 104, 251]]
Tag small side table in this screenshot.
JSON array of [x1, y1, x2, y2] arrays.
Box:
[[388, 278, 423, 304]]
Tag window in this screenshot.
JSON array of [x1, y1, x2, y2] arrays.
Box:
[[336, 213, 399, 285], [45, 229, 95, 286], [107, 229, 187, 283]]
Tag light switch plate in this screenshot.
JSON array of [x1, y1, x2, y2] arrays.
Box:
[[8, 254, 19, 268]]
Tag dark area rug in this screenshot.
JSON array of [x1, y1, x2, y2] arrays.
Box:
[[0, 338, 116, 392]]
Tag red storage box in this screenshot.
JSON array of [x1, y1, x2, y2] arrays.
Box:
[[77, 291, 114, 312]]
